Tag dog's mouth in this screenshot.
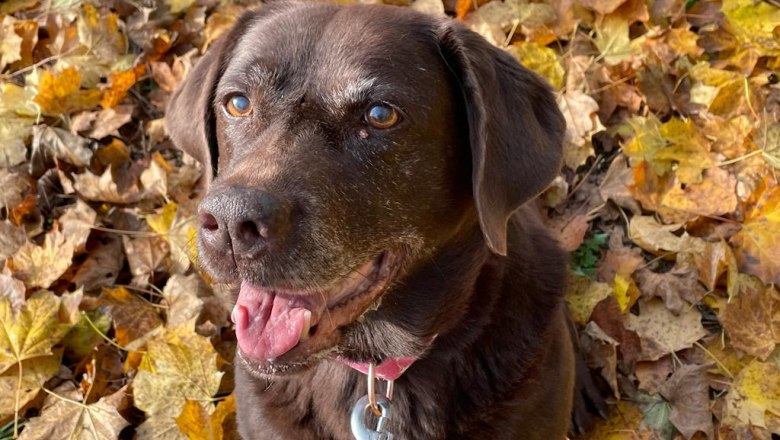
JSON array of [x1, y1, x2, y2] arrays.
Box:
[[233, 250, 402, 375]]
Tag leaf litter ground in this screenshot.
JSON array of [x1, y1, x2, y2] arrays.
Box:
[[1, 0, 780, 439]]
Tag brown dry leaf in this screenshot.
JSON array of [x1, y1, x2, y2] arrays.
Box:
[[122, 233, 169, 285], [659, 167, 738, 224], [162, 273, 204, 328], [720, 277, 780, 361], [550, 214, 592, 251], [580, 321, 619, 398], [0, 265, 25, 313], [175, 394, 236, 440], [723, 359, 780, 429], [599, 154, 642, 214], [71, 235, 124, 290], [624, 299, 708, 361], [99, 286, 163, 347], [677, 237, 739, 298], [19, 382, 128, 440], [11, 225, 75, 289], [71, 105, 133, 140], [0, 353, 60, 418], [134, 324, 223, 425], [140, 156, 169, 201], [73, 166, 143, 204], [0, 290, 71, 374], [557, 90, 603, 169], [34, 67, 102, 116], [0, 168, 29, 212], [634, 267, 707, 314], [30, 125, 93, 171], [730, 184, 780, 285], [659, 363, 714, 439], [635, 356, 674, 395], [59, 199, 96, 252], [628, 215, 683, 256], [0, 16, 23, 72]]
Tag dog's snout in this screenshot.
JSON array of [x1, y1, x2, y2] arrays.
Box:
[[198, 186, 290, 257]]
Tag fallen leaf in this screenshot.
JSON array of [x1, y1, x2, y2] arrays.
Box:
[[593, 15, 637, 65], [34, 67, 102, 116], [506, 42, 564, 90], [0, 16, 23, 72], [613, 274, 640, 313], [59, 199, 97, 251], [628, 215, 683, 256], [73, 166, 142, 204], [730, 184, 780, 285], [565, 275, 612, 325], [659, 167, 738, 223], [0, 290, 71, 374], [721, 277, 780, 361], [0, 168, 30, 211], [0, 221, 25, 261], [659, 363, 714, 439], [11, 225, 75, 289], [134, 325, 223, 421], [0, 353, 61, 418], [175, 395, 236, 440], [162, 273, 204, 328], [30, 125, 93, 172], [723, 359, 780, 429], [634, 267, 707, 314], [557, 90, 603, 169], [580, 321, 620, 398], [624, 299, 708, 361], [71, 106, 133, 140], [19, 382, 128, 440], [99, 286, 162, 347]]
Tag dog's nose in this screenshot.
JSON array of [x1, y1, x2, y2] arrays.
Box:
[[198, 186, 290, 257]]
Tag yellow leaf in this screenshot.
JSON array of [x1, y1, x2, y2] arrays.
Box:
[[134, 325, 224, 420], [689, 62, 756, 118], [731, 185, 780, 285], [722, 0, 780, 56], [724, 359, 780, 429], [11, 226, 75, 289], [147, 202, 198, 273], [593, 15, 637, 65], [613, 274, 639, 313], [565, 275, 611, 325], [167, 0, 197, 14], [659, 167, 738, 223], [0, 353, 61, 418], [33, 67, 102, 116], [624, 299, 707, 361], [0, 16, 23, 72], [0, 290, 71, 374], [18, 382, 129, 440], [507, 42, 564, 90], [175, 395, 236, 440]]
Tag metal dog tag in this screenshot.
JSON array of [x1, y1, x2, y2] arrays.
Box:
[[350, 395, 393, 440]]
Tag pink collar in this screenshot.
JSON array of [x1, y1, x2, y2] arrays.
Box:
[[336, 357, 417, 381], [333, 335, 437, 381]]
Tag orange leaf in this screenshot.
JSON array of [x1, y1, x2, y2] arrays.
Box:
[[100, 64, 147, 109], [34, 67, 101, 115], [731, 185, 780, 285], [455, 0, 472, 19]]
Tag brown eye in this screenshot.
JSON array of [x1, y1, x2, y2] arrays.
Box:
[[226, 94, 252, 117], [366, 104, 399, 129]]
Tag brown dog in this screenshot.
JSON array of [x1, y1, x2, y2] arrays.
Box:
[[166, 2, 603, 439]]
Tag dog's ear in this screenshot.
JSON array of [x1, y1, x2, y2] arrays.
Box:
[[438, 23, 564, 256], [165, 38, 231, 190]]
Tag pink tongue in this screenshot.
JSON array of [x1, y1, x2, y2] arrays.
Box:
[[233, 282, 308, 361]]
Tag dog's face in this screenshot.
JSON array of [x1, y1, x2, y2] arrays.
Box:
[[166, 2, 563, 377]]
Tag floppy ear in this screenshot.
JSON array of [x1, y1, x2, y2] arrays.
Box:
[[165, 37, 231, 190], [438, 23, 565, 256]]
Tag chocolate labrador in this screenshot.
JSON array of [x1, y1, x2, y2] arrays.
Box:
[[166, 2, 604, 439]]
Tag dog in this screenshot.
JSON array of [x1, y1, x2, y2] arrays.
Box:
[[166, 2, 603, 438]]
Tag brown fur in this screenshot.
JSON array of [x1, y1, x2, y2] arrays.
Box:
[[166, 2, 604, 438]]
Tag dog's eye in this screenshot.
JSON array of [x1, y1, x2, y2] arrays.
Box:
[[365, 104, 399, 129], [226, 94, 253, 117]]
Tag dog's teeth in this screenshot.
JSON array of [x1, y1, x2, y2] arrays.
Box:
[[299, 310, 312, 342]]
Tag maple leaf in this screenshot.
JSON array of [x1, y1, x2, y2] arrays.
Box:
[[721, 0, 780, 56], [593, 15, 638, 65], [19, 382, 129, 440], [557, 90, 604, 169], [11, 225, 75, 289], [659, 363, 714, 439], [33, 67, 102, 116], [0, 290, 71, 374], [0, 353, 60, 418], [176, 395, 237, 440], [99, 286, 162, 347], [565, 275, 611, 325], [162, 273, 204, 328], [133, 325, 224, 423], [72, 166, 143, 204], [507, 42, 564, 90], [723, 358, 780, 429], [146, 201, 198, 274], [730, 184, 780, 285], [624, 299, 708, 361], [0, 16, 23, 72], [721, 277, 780, 361]]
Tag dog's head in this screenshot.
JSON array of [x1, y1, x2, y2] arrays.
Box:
[[166, 2, 563, 376]]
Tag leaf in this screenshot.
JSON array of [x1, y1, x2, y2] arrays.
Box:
[[506, 42, 564, 90], [0, 168, 30, 212], [73, 166, 142, 204], [565, 275, 611, 325], [133, 325, 223, 420], [18, 382, 129, 440], [628, 215, 683, 256], [635, 390, 675, 440], [99, 286, 162, 347], [0, 290, 71, 374], [0, 353, 61, 418], [721, 278, 780, 361], [71, 105, 133, 140], [146, 201, 198, 273], [658, 167, 738, 223], [612, 274, 640, 313], [0, 117, 34, 168], [175, 395, 236, 440], [100, 65, 146, 109], [722, 0, 780, 56], [730, 185, 780, 285], [162, 274, 204, 328], [593, 15, 637, 65], [659, 363, 714, 439], [0, 265, 26, 313], [624, 299, 708, 361], [11, 225, 75, 289], [33, 67, 102, 116], [557, 90, 603, 169], [30, 125, 94, 171], [167, 0, 197, 14], [59, 199, 97, 251], [724, 359, 780, 429], [0, 16, 23, 72]]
